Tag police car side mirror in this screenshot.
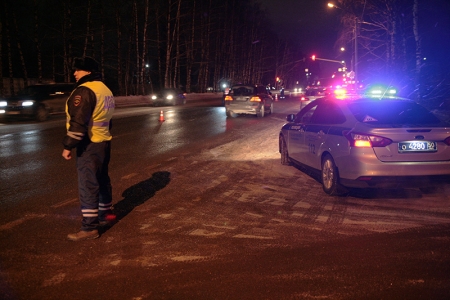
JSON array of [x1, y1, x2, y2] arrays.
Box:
[[286, 114, 295, 122]]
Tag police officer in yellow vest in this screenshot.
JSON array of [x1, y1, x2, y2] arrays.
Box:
[[62, 56, 115, 241]]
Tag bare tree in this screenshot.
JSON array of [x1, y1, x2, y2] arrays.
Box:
[[116, 9, 123, 94], [0, 17, 3, 95], [63, 1, 73, 83], [172, 0, 182, 89], [155, 5, 163, 91], [412, 0, 421, 101], [2, 0, 281, 95], [184, 0, 196, 93], [3, 1, 15, 96], [83, 0, 91, 56], [12, 10, 28, 87], [33, 0, 43, 83]]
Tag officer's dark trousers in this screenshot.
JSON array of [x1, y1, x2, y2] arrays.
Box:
[[76, 140, 112, 231]]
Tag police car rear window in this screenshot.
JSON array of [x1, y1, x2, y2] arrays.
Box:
[[347, 101, 442, 126]]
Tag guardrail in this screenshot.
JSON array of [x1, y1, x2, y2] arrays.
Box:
[[114, 93, 223, 107]]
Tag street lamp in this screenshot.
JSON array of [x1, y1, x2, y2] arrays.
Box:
[[327, 2, 358, 83]]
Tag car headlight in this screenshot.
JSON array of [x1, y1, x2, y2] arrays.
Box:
[[0, 101, 7, 107], [166, 95, 174, 100], [151, 95, 157, 100], [22, 100, 35, 106]]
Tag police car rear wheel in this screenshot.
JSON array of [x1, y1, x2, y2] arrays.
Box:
[[321, 154, 348, 196]]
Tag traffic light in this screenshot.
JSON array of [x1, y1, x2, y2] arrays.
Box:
[[311, 55, 316, 61]]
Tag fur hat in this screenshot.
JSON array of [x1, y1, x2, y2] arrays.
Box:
[[72, 56, 99, 72]]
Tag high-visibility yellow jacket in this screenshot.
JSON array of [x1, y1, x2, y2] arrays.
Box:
[[63, 76, 115, 149]]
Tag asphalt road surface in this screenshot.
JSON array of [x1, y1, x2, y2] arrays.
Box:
[[1, 95, 450, 300]]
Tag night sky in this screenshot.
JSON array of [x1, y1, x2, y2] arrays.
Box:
[[257, 0, 450, 70], [257, 0, 341, 58]]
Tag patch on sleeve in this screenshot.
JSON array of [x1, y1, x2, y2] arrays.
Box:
[[73, 95, 82, 106]]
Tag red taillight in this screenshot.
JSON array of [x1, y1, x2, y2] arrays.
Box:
[[344, 131, 392, 148], [224, 95, 233, 101], [444, 137, 450, 146], [250, 96, 262, 102], [301, 96, 309, 101]]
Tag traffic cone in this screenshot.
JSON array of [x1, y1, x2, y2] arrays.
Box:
[[159, 110, 165, 122]]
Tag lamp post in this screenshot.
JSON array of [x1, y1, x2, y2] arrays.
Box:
[[327, 3, 358, 83]]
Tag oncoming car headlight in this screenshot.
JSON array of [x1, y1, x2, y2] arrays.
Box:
[[166, 95, 174, 100], [21, 100, 35, 106], [151, 95, 157, 100], [0, 101, 7, 107]]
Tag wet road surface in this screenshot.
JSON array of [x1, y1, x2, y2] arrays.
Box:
[[1, 97, 450, 299]]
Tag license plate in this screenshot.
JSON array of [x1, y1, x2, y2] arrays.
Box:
[[398, 141, 437, 152]]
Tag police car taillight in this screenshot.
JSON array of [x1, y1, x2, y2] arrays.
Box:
[[444, 136, 450, 146], [344, 131, 392, 148]]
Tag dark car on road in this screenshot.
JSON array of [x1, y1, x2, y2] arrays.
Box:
[[279, 94, 450, 195], [149, 88, 186, 106], [299, 87, 326, 109], [0, 83, 74, 122], [224, 84, 274, 118]]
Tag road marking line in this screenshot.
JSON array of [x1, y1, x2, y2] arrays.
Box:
[[189, 229, 225, 237], [171, 256, 206, 261], [245, 212, 264, 218], [122, 173, 138, 180], [0, 214, 46, 231], [233, 234, 274, 239], [203, 224, 237, 230], [51, 198, 78, 208]]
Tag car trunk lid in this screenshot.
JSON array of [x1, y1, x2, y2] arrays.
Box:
[[352, 124, 450, 162]]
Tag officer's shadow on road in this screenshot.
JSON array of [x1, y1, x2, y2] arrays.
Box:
[[100, 171, 171, 233]]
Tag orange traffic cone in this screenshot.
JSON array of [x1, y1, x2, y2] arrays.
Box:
[[159, 110, 165, 122]]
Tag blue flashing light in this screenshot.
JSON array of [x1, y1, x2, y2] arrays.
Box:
[[366, 85, 397, 98]]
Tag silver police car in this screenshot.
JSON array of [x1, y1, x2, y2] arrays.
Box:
[[279, 95, 450, 195]]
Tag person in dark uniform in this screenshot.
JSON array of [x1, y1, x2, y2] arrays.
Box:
[[62, 56, 115, 241]]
